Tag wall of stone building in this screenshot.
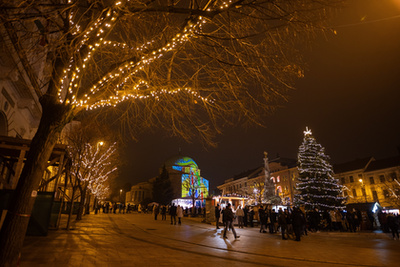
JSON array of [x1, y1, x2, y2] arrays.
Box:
[[0, 30, 42, 139], [337, 167, 400, 209]]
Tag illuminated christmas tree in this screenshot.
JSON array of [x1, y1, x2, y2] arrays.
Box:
[[295, 127, 345, 210]]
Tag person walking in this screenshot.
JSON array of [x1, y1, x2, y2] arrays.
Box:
[[221, 206, 227, 228], [243, 206, 248, 227], [387, 213, 399, 240], [347, 209, 356, 232], [215, 204, 221, 229], [269, 209, 277, 233], [161, 205, 167, 220], [153, 204, 159, 220], [177, 205, 183, 225], [249, 207, 254, 227], [223, 203, 240, 239], [236, 206, 244, 228], [278, 208, 288, 240], [169, 203, 177, 225], [258, 205, 267, 233]]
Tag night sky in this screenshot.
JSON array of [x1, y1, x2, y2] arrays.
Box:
[[118, 0, 400, 190]]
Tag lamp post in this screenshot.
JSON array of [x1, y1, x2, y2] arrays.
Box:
[[359, 179, 367, 202], [119, 189, 122, 203], [97, 141, 104, 150]]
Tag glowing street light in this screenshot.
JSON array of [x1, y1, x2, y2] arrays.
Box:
[[97, 141, 104, 149]]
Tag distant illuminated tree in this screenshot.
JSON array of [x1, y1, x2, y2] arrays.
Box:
[[72, 141, 117, 219], [182, 171, 209, 212], [294, 127, 345, 210], [239, 179, 265, 205], [63, 123, 118, 220], [0, 1, 342, 264], [381, 175, 400, 207]]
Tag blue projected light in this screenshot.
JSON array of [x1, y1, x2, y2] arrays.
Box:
[[172, 165, 182, 171]]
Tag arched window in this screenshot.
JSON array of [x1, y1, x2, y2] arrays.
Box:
[[0, 111, 7, 136]]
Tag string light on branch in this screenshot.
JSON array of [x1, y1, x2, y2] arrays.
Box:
[[86, 84, 215, 110], [57, 0, 239, 109]]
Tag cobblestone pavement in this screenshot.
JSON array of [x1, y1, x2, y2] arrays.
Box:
[[20, 212, 400, 267]]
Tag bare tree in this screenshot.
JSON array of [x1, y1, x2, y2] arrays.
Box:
[[181, 173, 208, 213], [0, 0, 341, 264], [63, 121, 118, 224]]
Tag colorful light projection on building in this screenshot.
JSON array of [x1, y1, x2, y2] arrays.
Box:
[[171, 157, 209, 199]]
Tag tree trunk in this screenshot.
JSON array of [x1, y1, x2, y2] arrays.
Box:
[[66, 184, 76, 231], [76, 185, 87, 221], [85, 193, 91, 215], [0, 94, 73, 266]]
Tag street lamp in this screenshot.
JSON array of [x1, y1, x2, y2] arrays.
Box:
[[97, 141, 104, 150], [119, 189, 122, 203]]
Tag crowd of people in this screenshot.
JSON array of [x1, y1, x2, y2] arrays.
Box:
[[215, 204, 400, 241], [96, 201, 399, 241]]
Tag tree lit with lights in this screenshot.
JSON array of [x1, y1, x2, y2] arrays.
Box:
[[69, 141, 117, 219], [295, 127, 345, 210], [0, 0, 341, 264]]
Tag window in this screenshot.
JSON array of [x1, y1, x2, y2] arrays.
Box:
[[362, 188, 366, 196], [369, 177, 375, 184], [372, 190, 378, 201], [352, 189, 357, 197], [349, 176, 354, 183], [379, 175, 385, 183], [358, 174, 363, 178], [341, 178, 345, 184], [383, 189, 389, 199], [390, 172, 397, 181]]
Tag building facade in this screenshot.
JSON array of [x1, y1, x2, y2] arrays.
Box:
[[334, 156, 400, 209], [125, 179, 155, 205], [125, 155, 209, 207], [217, 156, 298, 205]]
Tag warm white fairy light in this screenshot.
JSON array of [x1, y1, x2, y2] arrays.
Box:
[[295, 127, 345, 210], [68, 141, 117, 200], [56, 0, 238, 110]]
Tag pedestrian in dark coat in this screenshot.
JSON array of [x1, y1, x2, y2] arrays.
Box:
[[278, 208, 288, 240], [215, 204, 221, 229], [221, 207, 226, 228], [347, 210, 356, 232], [243, 206, 248, 227], [258, 205, 267, 233], [161, 205, 167, 220], [153, 204, 159, 220], [169, 203, 177, 225], [292, 207, 306, 241], [387, 213, 399, 240], [310, 208, 320, 232], [223, 203, 240, 239], [249, 208, 254, 227]]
